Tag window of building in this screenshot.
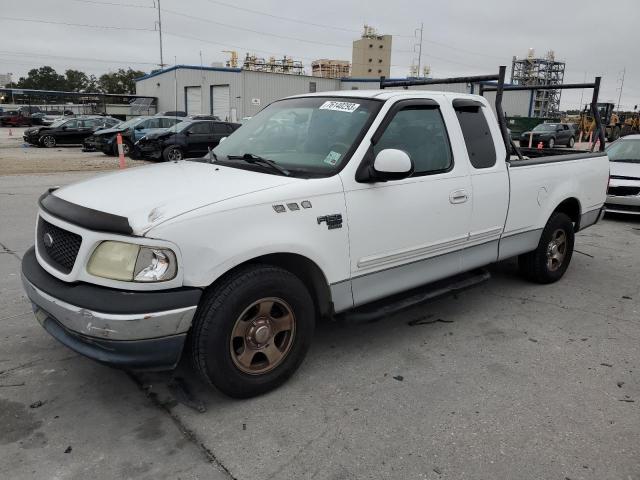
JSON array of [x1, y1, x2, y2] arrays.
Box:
[[378, 69, 382, 73], [373, 106, 453, 176], [379, 45, 383, 49], [378, 59, 383, 63], [369, 44, 373, 48], [309, 82, 317, 93], [368, 68, 372, 73], [368, 58, 372, 63], [454, 105, 496, 169], [351, 86, 359, 90]]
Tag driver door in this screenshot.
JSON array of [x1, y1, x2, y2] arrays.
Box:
[[342, 100, 472, 306]]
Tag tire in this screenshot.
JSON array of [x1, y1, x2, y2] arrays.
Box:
[[567, 136, 575, 148], [518, 212, 575, 284], [112, 139, 132, 156], [547, 137, 555, 148], [190, 265, 315, 398], [162, 146, 184, 162], [41, 135, 56, 148]]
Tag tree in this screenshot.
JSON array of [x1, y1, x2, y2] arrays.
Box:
[[98, 68, 145, 94], [16, 66, 67, 91], [64, 69, 90, 92]]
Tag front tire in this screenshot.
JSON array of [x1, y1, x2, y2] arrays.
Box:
[[547, 137, 555, 148], [190, 265, 315, 398], [162, 146, 184, 162], [567, 136, 575, 148], [41, 135, 56, 148], [518, 212, 575, 284]]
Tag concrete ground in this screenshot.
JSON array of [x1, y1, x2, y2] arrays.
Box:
[[1, 171, 639, 480]]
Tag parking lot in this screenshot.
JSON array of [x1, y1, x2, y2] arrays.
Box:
[[0, 128, 638, 480]]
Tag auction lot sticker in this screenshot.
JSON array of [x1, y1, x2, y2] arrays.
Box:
[[319, 101, 360, 113]]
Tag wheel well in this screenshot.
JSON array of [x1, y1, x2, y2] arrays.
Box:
[[553, 197, 581, 230], [217, 253, 334, 319]]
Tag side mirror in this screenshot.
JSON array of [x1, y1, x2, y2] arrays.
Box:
[[372, 149, 414, 181], [135, 124, 144, 130], [61, 126, 67, 131]]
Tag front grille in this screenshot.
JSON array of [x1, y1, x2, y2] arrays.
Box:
[[608, 186, 640, 197], [37, 217, 82, 274], [605, 203, 640, 213]]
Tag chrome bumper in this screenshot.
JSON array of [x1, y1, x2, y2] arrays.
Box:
[[22, 277, 197, 341]]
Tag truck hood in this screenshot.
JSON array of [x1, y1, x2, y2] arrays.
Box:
[[609, 161, 640, 179], [52, 161, 298, 235]]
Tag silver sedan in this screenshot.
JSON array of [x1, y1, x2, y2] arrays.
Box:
[[606, 134, 640, 215]]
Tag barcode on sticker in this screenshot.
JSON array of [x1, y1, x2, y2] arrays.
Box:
[[319, 101, 360, 113]]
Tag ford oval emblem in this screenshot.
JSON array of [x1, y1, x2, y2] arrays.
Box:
[[43, 232, 54, 248]]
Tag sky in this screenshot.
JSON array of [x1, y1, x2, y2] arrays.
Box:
[[1, 0, 638, 111]]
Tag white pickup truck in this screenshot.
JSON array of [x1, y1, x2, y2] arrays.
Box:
[[22, 88, 609, 397]]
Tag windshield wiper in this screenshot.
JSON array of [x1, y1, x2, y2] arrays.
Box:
[[226, 153, 290, 176]]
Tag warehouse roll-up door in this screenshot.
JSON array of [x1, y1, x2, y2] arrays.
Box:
[[211, 85, 230, 121], [185, 86, 202, 115]]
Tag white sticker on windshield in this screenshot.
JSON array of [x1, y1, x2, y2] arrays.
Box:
[[324, 151, 342, 166], [319, 101, 360, 113]]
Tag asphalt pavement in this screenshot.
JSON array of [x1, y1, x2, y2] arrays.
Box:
[[1, 172, 638, 480]]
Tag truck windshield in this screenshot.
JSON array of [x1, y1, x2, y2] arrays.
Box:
[[213, 97, 381, 177], [606, 139, 640, 163]]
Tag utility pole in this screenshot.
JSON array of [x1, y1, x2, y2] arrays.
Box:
[[156, 0, 165, 68], [417, 23, 423, 77], [616, 67, 626, 112]]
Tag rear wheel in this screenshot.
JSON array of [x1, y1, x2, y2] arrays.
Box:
[[112, 139, 132, 156], [163, 146, 184, 162], [518, 212, 575, 284], [190, 265, 315, 398], [41, 135, 56, 148], [567, 136, 575, 148], [547, 137, 555, 148]]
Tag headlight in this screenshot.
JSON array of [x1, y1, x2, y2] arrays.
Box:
[[87, 241, 177, 282]]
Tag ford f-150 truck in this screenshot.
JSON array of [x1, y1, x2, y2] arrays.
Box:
[[21, 72, 609, 398]]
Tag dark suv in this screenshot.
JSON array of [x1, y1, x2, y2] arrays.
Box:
[[23, 116, 121, 147], [134, 119, 241, 161], [89, 116, 182, 156], [519, 123, 577, 148]]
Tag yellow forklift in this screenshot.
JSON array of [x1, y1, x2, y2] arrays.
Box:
[[577, 103, 639, 141]]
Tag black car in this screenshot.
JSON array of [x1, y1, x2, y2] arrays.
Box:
[[519, 123, 576, 148], [134, 119, 241, 161], [23, 116, 121, 148]]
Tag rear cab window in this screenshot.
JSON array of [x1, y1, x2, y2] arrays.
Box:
[[453, 99, 497, 169]]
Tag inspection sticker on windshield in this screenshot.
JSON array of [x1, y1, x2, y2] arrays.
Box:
[[319, 101, 360, 113], [324, 151, 342, 166]]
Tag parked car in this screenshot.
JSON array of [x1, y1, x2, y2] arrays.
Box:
[[605, 134, 640, 215], [1, 110, 33, 127], [134, 119, 241, 161], [30, 112, 47, 125], [23, 116, 122, 147], [41, 110, 75, 126], [81, 118, 123, 151], [20, 90, 608, 398], [89, 116, 183, 156], [156, 111, 187, 117], [519, 122, 576, 148]]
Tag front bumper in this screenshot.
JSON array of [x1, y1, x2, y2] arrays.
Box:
[[605, 196, 640, 214], [21, 247, 202, 370], [134, 142, 162, 160]]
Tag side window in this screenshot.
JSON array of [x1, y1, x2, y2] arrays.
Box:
[[373, 106, 453, 176], [189, 122, 211, 134], [213, 123, 228, 134], [64, 120, 78, 129], [145, 118, 163, 129], [454, 106, 496, 169], [161, 118, 181, 128]]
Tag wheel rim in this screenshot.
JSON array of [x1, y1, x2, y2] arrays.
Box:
[[168, 148, 182, 161], [43, 136, 55, 147], [230, 297, 296, 375], [549, 138, 554, 148], [569, 137, 574, 147], [122, 143, 130, 155], [546, 229, 567, 272]]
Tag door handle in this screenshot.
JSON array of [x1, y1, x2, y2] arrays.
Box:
[[449, 189, 469, 204]]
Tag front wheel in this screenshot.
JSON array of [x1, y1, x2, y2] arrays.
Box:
[[190, 265, 315, 398], [518, 212, 575, 284], [567, 136, 575, 148], [547, 137, 555, 148], [162, 146, 184, 161], [40, 135, 56, 148]]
